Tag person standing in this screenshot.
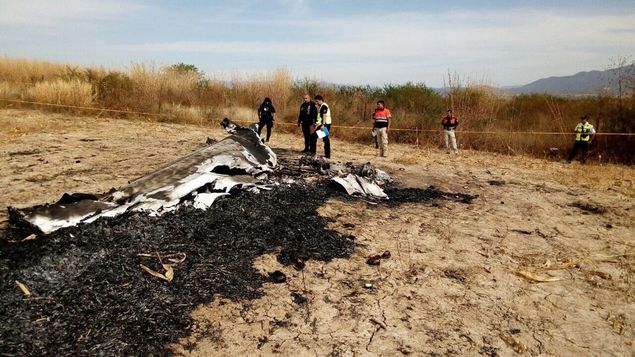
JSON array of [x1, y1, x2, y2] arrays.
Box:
[[372, 100, 391, 157], [442, 109, 459, 153], [257, 97, 276, 143], [313, 95, 331, 160], [297, 94, 317, 153], [565, 115, 596, 164]]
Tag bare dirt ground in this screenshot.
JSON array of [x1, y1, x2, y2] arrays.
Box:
[[1, 109, 634, 356]]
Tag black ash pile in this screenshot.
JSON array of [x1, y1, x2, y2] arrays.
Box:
[[0, 184, 353, 356], [384, 186, 476, 206]]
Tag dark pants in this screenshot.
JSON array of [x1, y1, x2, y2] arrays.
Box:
[[301, 122, 312, 151], [309, 132, 318, 155], [323, 124, 331, 159], [258, 120, 273, 142], [567, 141, 589, 163], [310, 124, 331, 158]]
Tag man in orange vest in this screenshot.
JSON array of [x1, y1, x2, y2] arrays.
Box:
[[372, 100, 391, 157], [442, 109, 459, 153]]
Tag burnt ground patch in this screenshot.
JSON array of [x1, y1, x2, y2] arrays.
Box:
[[0, 181, 474, 356], [384, 186, 476, 206], [0, 184, 352, 356]]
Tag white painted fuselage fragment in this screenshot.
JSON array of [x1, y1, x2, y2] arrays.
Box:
[[331, 174, 388, 199], [9, 120, 276, 234]]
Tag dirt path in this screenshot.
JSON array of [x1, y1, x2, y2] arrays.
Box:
[[1, 109, 633, 356]]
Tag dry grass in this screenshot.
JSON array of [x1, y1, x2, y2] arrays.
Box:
[[127, 63, 203, 111], [0, 57, 633, 163], [26, 79, 95, 107], [218, 106, 258, 122], [160, 104, 207, 125], [0, 81, 21, 98], [0, 56, 70, 83], [230, 69, 293, 112]]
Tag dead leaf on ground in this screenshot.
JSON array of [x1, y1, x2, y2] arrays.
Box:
[[163, 264, 174, 281], [557, 259, 580, 269], [7, 233, 38, 244], [542, 259, 553, 268], [594, 253, 635, 261], [589, 271, 612, 280], [140, 264, 174, 282], [23, 234, 37, 241], [137, 252, 186, 264], [545, 259, 580, 270], [516, 270, 562, 282], [500, 334, 527, 354], [15, 280, 32, 296]]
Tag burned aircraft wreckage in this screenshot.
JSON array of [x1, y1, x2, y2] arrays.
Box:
[[1, 119, 479, 355], [8, 119, 390, 235]]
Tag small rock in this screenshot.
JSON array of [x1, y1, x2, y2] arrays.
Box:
[[293, 258, 305, 270], [367, 255, 381, 266], [291, 292, 307, 304], [269, 271, 286, 283]]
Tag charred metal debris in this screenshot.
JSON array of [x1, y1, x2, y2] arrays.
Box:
[[1, 119, 475, 355]]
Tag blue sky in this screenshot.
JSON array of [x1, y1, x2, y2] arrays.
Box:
[[1, 0, 634, 86]]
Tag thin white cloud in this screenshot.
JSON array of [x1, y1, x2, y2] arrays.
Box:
[[120, 9, 635, 62], [3, 3, 634, 86], [0, 0, 145, 26]]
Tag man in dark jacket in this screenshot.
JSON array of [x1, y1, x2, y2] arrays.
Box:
[[257, 97, 276, 143], [297, 94, 317, 153]]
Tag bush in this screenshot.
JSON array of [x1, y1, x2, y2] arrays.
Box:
[[97, 71, 134, 108]]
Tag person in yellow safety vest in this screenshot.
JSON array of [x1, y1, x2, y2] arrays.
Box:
[[565, 115, 595, 164], [313, 94, 331, 160]]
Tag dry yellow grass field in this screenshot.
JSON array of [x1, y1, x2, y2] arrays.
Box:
[[2, 57, 633, 164], [1, 108, 633, 355]]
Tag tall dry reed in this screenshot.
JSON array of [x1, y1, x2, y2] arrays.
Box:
[[26, 79, 94, 107]]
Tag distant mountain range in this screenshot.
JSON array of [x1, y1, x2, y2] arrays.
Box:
[[506, 65, 635, 96]]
